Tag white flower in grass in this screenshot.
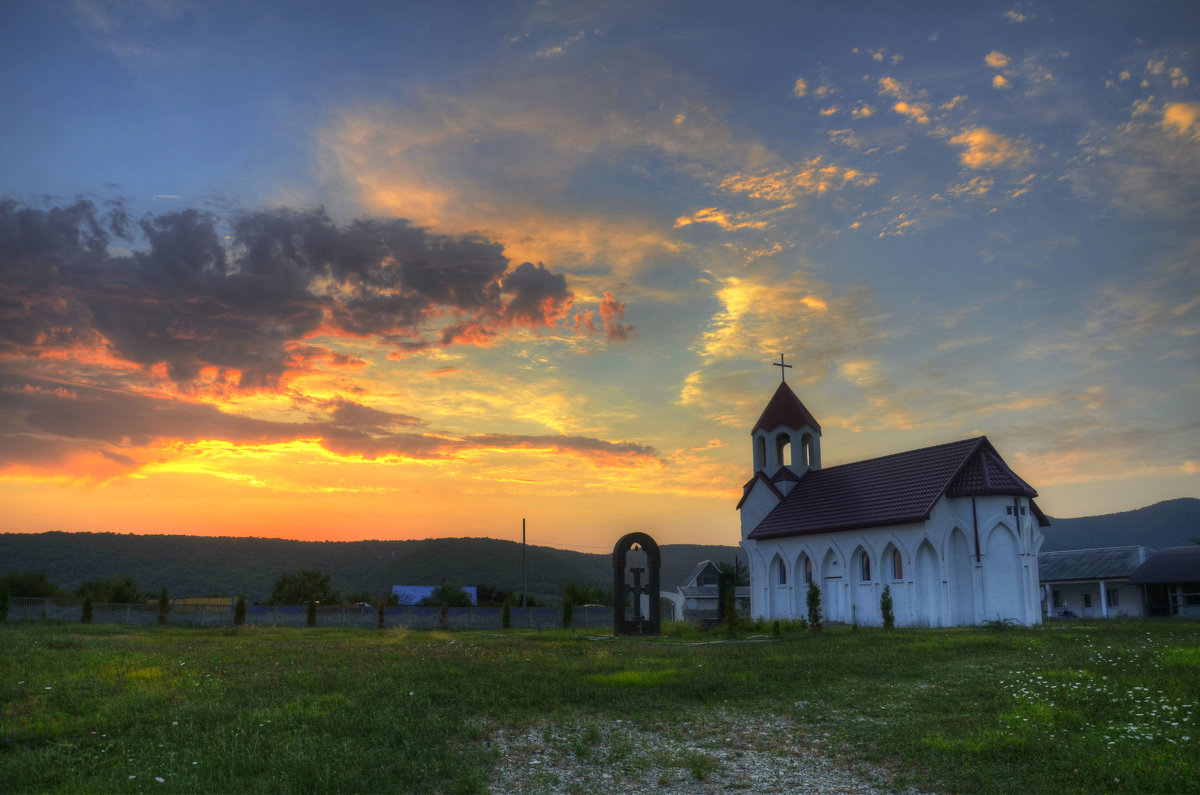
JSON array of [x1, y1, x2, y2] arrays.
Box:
[[155, 777, 166, 783]]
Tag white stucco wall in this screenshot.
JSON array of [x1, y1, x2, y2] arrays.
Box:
[[742, 494, 1043, 627]]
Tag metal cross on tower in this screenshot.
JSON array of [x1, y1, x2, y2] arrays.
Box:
[[773, 353, 792, 383]]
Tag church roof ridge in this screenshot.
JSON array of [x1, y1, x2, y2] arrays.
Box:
[[751, 381, 821, 435]]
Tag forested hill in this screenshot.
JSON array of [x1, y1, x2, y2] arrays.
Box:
[[0, 532, 742, 603], [2, 499, 1194, 602], [1040, 498, 1199, 552]]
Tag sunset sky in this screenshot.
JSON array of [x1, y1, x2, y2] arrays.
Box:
[[1, 1, 1197, 551]]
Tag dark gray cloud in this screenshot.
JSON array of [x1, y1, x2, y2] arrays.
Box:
[[0, 200, 593, 390]]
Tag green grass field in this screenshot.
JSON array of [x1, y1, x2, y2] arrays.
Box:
[[1, 619, 1197, 793]]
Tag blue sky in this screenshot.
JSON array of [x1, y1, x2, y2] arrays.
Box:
[[0, 1, 1197, 549]]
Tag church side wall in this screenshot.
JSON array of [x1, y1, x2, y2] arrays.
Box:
[[744, 495, 1043, 627]]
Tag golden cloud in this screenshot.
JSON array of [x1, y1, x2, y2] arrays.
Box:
[[985, 50, 1010, 68], [792, 78, 808, 97], [1162, 102, 1200, 140], [718, 159, 877, 203], [949, 127, 1034, 169], [673, 207, 768, 231], [892, 101, 930, 124]]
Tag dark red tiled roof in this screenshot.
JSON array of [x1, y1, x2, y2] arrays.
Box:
[[746, 436, 1041, 540], [735, 470, 784, 509], [752, 382, 821, 434], [947, 447, 1037, 497], [770, 467, 800, 484]]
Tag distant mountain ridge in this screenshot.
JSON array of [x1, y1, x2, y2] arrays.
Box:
[[1, 499, 1195, 601], [1041, 498, 1199, 552], [0, 532, 741, 603]]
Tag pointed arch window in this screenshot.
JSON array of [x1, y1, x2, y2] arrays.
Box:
[[778, 560, 787, 585], [802, 555, 813, 584], [859, 552, 871, 582], [776, 433, 792, 467], [891, 548, 903, 580]]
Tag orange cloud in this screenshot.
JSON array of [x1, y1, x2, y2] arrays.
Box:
[[1162, 102, 1200, 140], [949, 127, 1034, 169]]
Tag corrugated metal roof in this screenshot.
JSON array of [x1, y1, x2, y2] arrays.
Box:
[[747, 436, 1044, 540], [1038, 546, 1153, 581], [752, 382, 821, 434], [1128, 546, 1200, 585]]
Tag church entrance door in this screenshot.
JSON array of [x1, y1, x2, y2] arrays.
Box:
[[823, 576, 841, 623]]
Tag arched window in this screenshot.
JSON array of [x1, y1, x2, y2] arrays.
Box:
[[891, 548, 904, 580], [802, 555, 813, 584], [801, 434, 813, 467], [777, 559, 787, 585], [859, 552, 871, 582], [755, 436, 766, 470], [776, 433, 792, 467]]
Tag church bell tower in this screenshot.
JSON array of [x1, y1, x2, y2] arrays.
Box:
[[751, 355, 821, 482]]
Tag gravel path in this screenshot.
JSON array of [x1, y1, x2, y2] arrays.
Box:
[[483, 711, 929, 794]]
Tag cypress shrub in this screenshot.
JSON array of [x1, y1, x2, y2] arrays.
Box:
[[157, 587, 169, 626], [561, 596, 573, 629], [306, 600, 318, 627], [806, 580, 822, 631], [501, 600, 511, 629], [881, 585, 895, 630], [234, 595, 246, 626], [81, 597, 93, 624], [376, 598, 385, 630]]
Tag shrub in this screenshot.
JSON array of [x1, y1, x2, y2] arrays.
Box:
[[562, 596, 574, 629], [81, 597, 93, 624], [306, 600, 318, 627], [0, 582, 9, 622], [501, 600, 511, 629], [377, 598, 386, 630], [771, 620, 781, 638], [982, 617, 1019, 631], [881, 585, 895, 630], [234, 595, 246, 626], [157, 587, 170, 626], [806, 580, 822, 632]]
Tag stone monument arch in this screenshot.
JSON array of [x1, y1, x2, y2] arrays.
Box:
[[612, 532, 661, 635]]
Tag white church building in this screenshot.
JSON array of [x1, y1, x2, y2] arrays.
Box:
[[738, 378, 1048, 627]]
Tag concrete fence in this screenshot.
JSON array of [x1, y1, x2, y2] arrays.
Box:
[[2, 597, 613, 630]]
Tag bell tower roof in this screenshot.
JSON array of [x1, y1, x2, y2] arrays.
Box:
[[752, 381, 821, 435]]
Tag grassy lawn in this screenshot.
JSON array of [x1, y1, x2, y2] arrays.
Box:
[[1, 619, 1197, 793]]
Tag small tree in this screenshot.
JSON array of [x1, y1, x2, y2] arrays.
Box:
[[501, 599, 512, 629], [306, 600, 318, 627], [81, 597, 93, 624], [234, 595, 246, 626], [418, 583, 474, 607], [376, 598, 386, 630], [562, 595, 574, 629], [0, 582, 9, 622], [269, 569, 339, 606], [157, 587, 170, 626], [880, 585, 895, 630], [806, 580, 822, 631]]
